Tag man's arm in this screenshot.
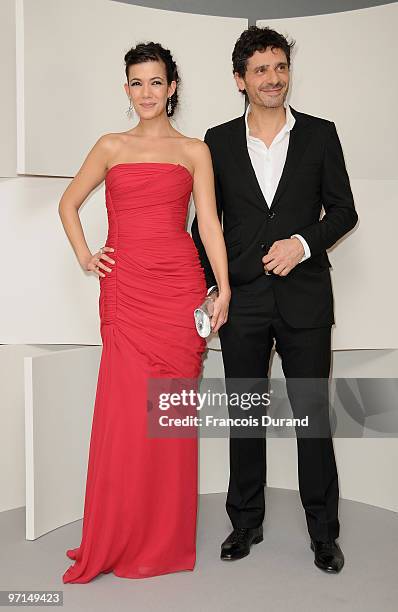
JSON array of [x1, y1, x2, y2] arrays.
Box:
[[191, 129, 223, 290], [297, 121, 358, 257]]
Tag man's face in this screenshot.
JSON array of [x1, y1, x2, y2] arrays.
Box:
[[235, 47, 290, 109]]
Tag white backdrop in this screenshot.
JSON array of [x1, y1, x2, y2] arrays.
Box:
[[1, 1, 397, 524], [23, 0, 245, 175], [0, 0, 17, 177], [1, 0, 245, 344], [258, 3, 398, 350]]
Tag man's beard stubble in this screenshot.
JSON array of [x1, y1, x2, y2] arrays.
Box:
[[259, 83, 288, 109]]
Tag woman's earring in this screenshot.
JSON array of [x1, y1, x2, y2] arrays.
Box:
[[167, 97, 172, 116], [126, 98, 134, 118]]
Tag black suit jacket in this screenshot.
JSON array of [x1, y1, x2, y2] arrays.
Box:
[[191, 107, 358, 328]]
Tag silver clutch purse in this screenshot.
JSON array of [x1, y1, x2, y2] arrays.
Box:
[[194, 296, 215, 338]]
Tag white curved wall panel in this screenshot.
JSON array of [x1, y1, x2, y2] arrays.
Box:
[[0, 0, 17, 177], [1, 344, 394, 526], [1, 0, 396, 538], [24, 346, 100, 539], [258, 4, 398, 180], [1, 176, 107, 344], [330, 179, 398, 349], [257, 5, 398, 349], [23, 0, 246, 176], [1, 0, 245, 344]]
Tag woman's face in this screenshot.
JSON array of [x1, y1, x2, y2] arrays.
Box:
[[124, 59, 176, 119]]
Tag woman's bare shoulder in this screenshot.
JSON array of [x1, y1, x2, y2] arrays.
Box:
[[182, 137, 210, 166], [95, 131, 135, 163], [99, 131, 133, 147], [181, 136, 209, 155]]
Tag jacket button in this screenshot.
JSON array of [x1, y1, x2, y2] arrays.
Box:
[[268, 211, 275, 219]]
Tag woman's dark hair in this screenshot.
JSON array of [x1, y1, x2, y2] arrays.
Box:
[[124, 41, 179, 117], [232, 26, 295, 79]]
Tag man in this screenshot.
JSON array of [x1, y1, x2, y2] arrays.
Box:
[[191, 26, 358, 573]]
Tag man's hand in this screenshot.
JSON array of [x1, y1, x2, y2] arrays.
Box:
[[262, 238, 304, 276]]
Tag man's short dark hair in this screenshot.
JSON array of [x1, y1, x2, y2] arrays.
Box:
[[232, 25, 295, 78]]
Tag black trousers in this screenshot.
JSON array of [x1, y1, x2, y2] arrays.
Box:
[[218, 274, 340, 542]]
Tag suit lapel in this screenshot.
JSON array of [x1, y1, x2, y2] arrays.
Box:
[[270, 108, 314, 211], [228, 107, 314, 213], [229, 115, 269, 212]]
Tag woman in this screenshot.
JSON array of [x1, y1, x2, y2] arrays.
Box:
[[59, 41, 230, 583]]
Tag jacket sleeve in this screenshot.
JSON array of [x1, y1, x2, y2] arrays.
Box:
[[297, 121, 358, 257], [190, 129, 224, 289]]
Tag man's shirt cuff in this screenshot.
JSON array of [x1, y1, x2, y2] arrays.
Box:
[[291, 234, 311, 263]]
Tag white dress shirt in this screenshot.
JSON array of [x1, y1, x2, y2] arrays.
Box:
[[245, 101, 310, 262], [206, 102, 311, 296]]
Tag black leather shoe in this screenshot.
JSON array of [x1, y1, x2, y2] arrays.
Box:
[[221, 526, 263, 561], [310, 539, 344, 573]]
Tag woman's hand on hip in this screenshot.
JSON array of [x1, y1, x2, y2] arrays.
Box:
[[81, 246, 115, 278]]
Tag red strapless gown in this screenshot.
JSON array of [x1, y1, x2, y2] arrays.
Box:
[[62, 163, 207, 583]]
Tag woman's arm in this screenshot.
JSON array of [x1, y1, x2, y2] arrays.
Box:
[[191, 140, 231, 333], [58, 134, 116, 277]]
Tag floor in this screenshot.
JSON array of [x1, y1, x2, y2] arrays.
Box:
[[1, 488, 397, 612]]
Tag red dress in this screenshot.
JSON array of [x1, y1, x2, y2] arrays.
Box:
[[62, 163, 207, 583]]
